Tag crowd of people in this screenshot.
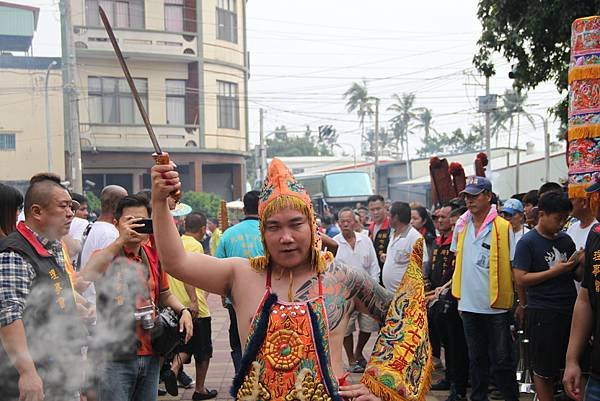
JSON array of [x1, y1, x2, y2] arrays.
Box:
[[1, 164, 600, 401]]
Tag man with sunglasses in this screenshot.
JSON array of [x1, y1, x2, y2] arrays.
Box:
[[0, 173, 87, 401], [450, 176, 519, 401]]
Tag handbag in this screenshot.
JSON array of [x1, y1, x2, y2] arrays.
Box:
[[150, 307, 182, 356]]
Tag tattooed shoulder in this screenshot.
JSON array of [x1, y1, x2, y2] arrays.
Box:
[[294, 262, 393, 330]]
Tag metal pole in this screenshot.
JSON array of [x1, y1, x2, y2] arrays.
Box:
[[515, 113, 520, 193], [259, 108, 266, 182], [60, 0, 82, 192], [374, 98, 379, 193], [543, 118, 549, 182], [485, 75, 492, 170], [45, 60, 57, 172]]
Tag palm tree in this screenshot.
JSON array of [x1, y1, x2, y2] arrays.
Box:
[[390, 121, 406, 156], [414, 107, 436, 142], [497, 89, 535, 148], [388, 93, 418, 177], [490, 109, 507, 148], [343, 80, 375, 153]]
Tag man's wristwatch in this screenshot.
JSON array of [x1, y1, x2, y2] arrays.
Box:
[[179, 307, 192, 317]]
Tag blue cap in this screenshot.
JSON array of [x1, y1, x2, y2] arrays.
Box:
[[501, 198, 524, 215], [460, 176, 492, 196]]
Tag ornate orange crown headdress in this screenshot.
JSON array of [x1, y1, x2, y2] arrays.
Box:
[[249, 158, 333, 275]]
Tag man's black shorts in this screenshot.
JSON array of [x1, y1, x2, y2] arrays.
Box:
[[176, 317, 213, 362], [527, 308, 572, 379]]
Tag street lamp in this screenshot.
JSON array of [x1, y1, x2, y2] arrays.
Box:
[[335, 143, 357, 168], [45, 60, 58, 172]]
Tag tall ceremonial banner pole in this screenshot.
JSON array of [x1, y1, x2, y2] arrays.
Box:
[[98, 6, 180, 201], [567, 16, 600, 200]]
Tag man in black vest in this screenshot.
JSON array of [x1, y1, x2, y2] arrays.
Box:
[[0, 173, 86, 401], [367, 194, 390, 286]]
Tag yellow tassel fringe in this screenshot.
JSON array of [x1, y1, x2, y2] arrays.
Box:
[[568, 124, 600, 140], [568, 184, 590, 198], [568, 65, 600, 84]]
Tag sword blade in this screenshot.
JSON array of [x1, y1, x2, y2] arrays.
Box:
[[98, 6, 162, 155]]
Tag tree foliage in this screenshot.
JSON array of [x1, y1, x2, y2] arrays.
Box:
[[85, 191, 101, 214], [180, 191, 221, 218], [417, 127, 483, 157], [343, 80, 375, 130], [265, 125, 336, 157], [414, 108, 436, 142], [473, 0, 600, 126], [388, 93, 418, 158]]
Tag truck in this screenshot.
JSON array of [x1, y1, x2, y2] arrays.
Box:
[[295, 170, 374, 216]]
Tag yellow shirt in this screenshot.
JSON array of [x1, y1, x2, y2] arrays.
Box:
[[167, 235, 210, 318], [210, 228, 222, 256]]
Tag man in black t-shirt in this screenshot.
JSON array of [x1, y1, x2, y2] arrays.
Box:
[[513, 192, 580, 401], [564, 222, 600, 401]]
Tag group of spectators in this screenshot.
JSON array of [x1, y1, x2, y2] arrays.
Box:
[[0, 176, 231, 401], [317, 176, 600, 401], [2, 171, 600, 401]]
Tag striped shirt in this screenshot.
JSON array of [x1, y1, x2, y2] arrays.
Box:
[[0, 225, 67, 327]]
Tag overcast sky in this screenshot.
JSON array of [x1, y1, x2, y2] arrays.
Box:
[[22, 0, 563, 157]]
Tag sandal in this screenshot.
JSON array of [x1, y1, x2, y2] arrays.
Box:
[[193, 389, 218, 400]]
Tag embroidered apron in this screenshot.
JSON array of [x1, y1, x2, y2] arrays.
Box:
[[233, 270, 341, 401]]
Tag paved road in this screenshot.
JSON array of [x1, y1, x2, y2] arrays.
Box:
[[159, 295, 533, 401]]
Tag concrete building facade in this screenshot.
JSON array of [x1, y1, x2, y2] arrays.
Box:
[[71, 0, 249, 200], [0, 2, 65, 185], [0, 57, 64, 184]]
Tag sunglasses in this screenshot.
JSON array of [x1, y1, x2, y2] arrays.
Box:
[[70, 200, 81, 213]]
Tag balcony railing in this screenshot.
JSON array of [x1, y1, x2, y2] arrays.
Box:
[[79, 122, 201, 150], [73, 26, 198, 61]]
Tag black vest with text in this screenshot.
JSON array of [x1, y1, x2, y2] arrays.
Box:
[[0, 228, 86, 400]]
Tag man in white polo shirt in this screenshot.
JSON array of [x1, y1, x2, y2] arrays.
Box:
[[333, 207, 380, 373], [382, 201, 427, 292]]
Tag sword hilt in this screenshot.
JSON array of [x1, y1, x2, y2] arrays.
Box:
[[153, 152, 181, 202]]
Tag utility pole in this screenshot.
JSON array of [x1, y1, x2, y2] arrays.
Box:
[[543, 118, 549, 182], [60, 0, 82, 192], [374, 98, 379, 193], [485, 75, 492, 170], [45, 60, 58, 172], [258, 108, 266, 183]]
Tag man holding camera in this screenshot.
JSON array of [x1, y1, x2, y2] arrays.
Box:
[[81, 195, 192, 401]]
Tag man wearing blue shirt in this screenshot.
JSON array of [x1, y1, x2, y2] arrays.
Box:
[[513, 192, 579, 401], [214, 191, 263, 374]]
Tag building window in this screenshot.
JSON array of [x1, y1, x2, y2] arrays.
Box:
[[86, 0, 144, 29], [0, 133, 16, 151], [88, 76, 148, 124], [166, 80, 186, 125], [164, 0, 184, 32], [217, 81, 239, 129], [216, 0, 237, 43]]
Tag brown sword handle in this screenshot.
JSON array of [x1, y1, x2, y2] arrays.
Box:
[[153, 152, 181, 202]]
